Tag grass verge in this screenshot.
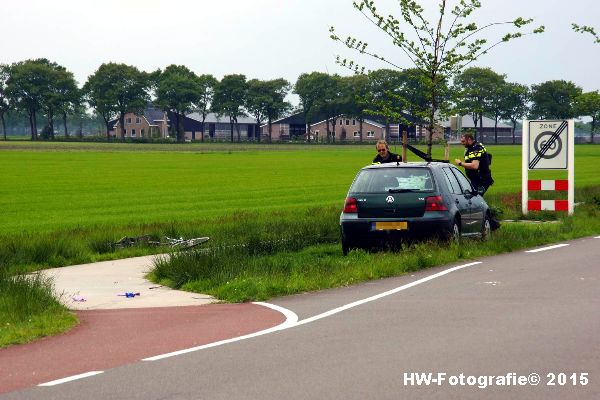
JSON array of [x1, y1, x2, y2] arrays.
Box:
[[149, 190, 600, 303], [0, 270, 77, 348]]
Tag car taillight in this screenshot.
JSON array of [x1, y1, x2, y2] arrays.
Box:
[[343, 197, 358, 213], [425, 195, 448, 211]]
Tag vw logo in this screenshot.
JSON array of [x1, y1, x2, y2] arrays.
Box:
[[385, 196, 395, 204]]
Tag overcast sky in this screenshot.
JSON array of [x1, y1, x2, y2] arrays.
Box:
[[1, 0, 598, 102]]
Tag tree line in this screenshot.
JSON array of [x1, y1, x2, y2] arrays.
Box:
[[0, 59, 598, 143]]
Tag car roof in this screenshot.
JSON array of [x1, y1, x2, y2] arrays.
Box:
[[362, 162, 453, 170]]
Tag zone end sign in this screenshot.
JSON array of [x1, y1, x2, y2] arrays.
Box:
[[522, 120, 575, 215]]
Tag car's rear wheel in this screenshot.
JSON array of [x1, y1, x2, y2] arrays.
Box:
[[448, 218, 461, 243], [342, 239, 350, 256], [481, 214, 491, 241]]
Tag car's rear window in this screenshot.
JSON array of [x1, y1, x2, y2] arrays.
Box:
[[349, 168, 435, 193]]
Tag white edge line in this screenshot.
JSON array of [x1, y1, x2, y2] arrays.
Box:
[[143, 261, 481, 361], [595, 236, 600, 239], [525, 243, 569, 253], [142, 302, 299, 361], [297, 261, 482, 326], [38, 371, 104, 386]]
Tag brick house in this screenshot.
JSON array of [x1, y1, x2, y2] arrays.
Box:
[[110, 105, 169, 139]]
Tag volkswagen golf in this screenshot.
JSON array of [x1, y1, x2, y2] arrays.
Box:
[[340, 162, 492, 255]]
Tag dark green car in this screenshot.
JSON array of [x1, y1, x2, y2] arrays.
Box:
[[340, 162, 492, 255]]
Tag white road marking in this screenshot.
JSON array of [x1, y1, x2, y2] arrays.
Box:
[[142, 302, 299, 361], [143, 261, 482, 360], [296, 261, 482, 326], [595, 236, 600, 239], [525, 244, 569, 253], [38, 371, 103, 386]]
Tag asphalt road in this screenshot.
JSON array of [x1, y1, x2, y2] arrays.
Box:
[[3, 236, 599, 400]]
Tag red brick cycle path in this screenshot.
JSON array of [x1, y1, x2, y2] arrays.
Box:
[[0, 303, 284, 394]]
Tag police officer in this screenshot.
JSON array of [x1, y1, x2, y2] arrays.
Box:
[[454, 133, 493, 195], [373, 139, 402, 164]]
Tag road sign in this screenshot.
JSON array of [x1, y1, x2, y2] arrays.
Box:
[[522, 119, 575, 215], [527, 120, 569, 170]]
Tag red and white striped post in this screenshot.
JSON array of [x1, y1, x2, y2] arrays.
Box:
[[522, 120, 574, 215], [526, 180, 569, 211]]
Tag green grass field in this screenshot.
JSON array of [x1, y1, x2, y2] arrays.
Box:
[[1, 142, 598, 235], [0, 140, 598, 347]]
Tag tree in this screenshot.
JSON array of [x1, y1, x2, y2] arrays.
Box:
[[453, 67, 505, 142], [366, 69, 406, 141], [343, 74, 370, 141], [572, 23, 600, 43], [294, 72, 330, 142], [195, 74, 218, 141], [530, 80, 582, 119], [331, 0, 543, 157], [83, 63, 149, 139], [5, 59, 58, 140], [246, 78, 290, 142], [83, 66, 119, 138], [46, 65, 79, 138], [155, 65, 201, 142], [212, 74, 248, 142], [575, 91, 600, 143], [245, 79, 270, 141], [0, 64, 10, 140], [313, 74, 346, 143], [499, 82, 529, 144]]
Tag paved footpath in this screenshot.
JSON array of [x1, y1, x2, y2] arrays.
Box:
[[0, 256, 284, 394]]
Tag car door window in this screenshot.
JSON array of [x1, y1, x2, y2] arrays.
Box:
[[451, 168, 474, 194], [442, 168, 462, 194]]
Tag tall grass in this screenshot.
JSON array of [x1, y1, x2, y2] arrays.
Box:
[[0, 268, 77, 348], [150, 189, 600, 303]]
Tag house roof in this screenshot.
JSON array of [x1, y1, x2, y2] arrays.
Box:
[[440, 114, 511, 129], [144, 105, 166, 123], [187, 112, 257, 125]]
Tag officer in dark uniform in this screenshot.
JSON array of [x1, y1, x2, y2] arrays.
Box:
[[373, 139, 402, 164], [454, 133, 493, 195]]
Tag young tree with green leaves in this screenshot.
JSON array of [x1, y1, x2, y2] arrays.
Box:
[[575, 91, 600, 143], [530, 80, 582, 120], [572, 23, 600, 43], [331, 0, 543, 157], [195, 74, 218, 141], [212, 74, 248, 143], [155, 65, 202, 142]]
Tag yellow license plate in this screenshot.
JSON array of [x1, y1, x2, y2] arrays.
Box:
[[375, 221, 408, 231]]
